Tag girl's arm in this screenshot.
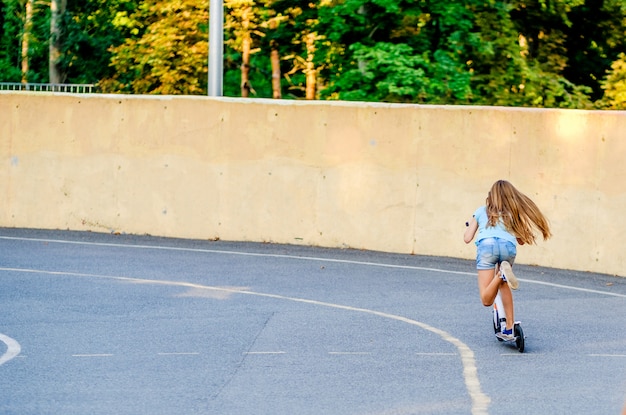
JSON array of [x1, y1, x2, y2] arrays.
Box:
[[464, 217, 478, 244]]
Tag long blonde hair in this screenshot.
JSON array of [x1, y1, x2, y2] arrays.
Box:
[[486, 180, 552, 245]]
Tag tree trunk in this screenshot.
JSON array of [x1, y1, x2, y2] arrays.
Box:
[[270, 41, 281, 99], [49, 0, 67, 85], [241, 35, 251, 97], [357, 5, 367, 73], [268, 17, 281, 99], [21, 0, 34, 84], [304, 32, 316, 100], [240, 5, 251, 97]]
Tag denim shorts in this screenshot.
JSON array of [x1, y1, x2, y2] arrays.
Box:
[[476, 237, 516, 270]]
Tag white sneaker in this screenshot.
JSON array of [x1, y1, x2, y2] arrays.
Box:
[[496, 326, 516, 341], [500, 261, 519, 290]]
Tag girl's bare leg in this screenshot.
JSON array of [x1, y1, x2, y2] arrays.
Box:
[[477, 266, 515, 330], [498, 283, 515, 330], [477, 268, 500, 306]]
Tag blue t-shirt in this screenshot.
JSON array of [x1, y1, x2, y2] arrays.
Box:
[[473, 205, 517, 246]]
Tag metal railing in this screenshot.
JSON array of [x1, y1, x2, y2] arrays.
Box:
[[0, 82, 97, 93]]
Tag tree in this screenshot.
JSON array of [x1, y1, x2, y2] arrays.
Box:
[[100, 0, 209, 94], [601, 53, 626, 110], [554, 0, 626, 102], [0, 0, 31, 82], [61, 0, 141, 85], [266, 0, 329, 99], [268, 22, 282, 98], [468, 0, 594, 108], [21, 0, 34, 82], [225, 0, 266, 97], [256, 5, 290, 99], [501, 0, 626, 108], [1, 0, 140, 85], [49, 0, 67, 84], [318, 0, 478, 103]]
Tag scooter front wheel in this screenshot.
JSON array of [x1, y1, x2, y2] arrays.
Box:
[[514, 323, 525, 353], [493, 310, 504, 342]]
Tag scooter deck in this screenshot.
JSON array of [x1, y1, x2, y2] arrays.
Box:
[[495, 333, 519, 342]]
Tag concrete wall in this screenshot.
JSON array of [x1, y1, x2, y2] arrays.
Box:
[[1, 92, 624, 276]]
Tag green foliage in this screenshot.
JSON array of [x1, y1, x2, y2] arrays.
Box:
[[467, 0, 594, 108], [601, 53, 626, 110], [0, 0, 49, 83], [1, 0, 625, 109], [319, 1, 478, 103], [99, 0, 209, 94], [264, 0, 330, 99], [0, 0, 22, 81], [223, 49, 275, 97], [508, 0, 626, 104], [61, 0, 140, 84], [322, 42, 471, 103]]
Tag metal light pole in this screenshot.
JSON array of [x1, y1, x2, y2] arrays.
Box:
[[208, 0, 223, 96]]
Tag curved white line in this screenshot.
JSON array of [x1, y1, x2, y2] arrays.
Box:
[[206, 285, 491, 415], [0, 333, 21, 366], [0, 267, 490, 414]]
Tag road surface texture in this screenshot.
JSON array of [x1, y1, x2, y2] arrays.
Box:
[[1, 228, 625, 415]]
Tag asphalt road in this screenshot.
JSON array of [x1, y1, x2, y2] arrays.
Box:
[[0, 228, 625, 415]]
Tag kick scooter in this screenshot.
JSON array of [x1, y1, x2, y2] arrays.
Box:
[[492, 291, 525, 353]]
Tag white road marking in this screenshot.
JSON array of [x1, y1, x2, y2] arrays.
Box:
[[589, 354, 626, 358], [328, 352, 371, 355], [520, 279, 626, 298], [72, 354, 113, 357], [416, 352, 457, 356], [0, 334, 21, 366], [157, 352, 200, 356], [244, 351, 286, 355]]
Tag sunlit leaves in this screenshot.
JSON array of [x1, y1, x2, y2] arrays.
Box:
[[99, 0, 209, 94], [601, 53, 626, 110]]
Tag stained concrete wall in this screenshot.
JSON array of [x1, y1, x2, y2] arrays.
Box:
[[1, 92, 624, 276]]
